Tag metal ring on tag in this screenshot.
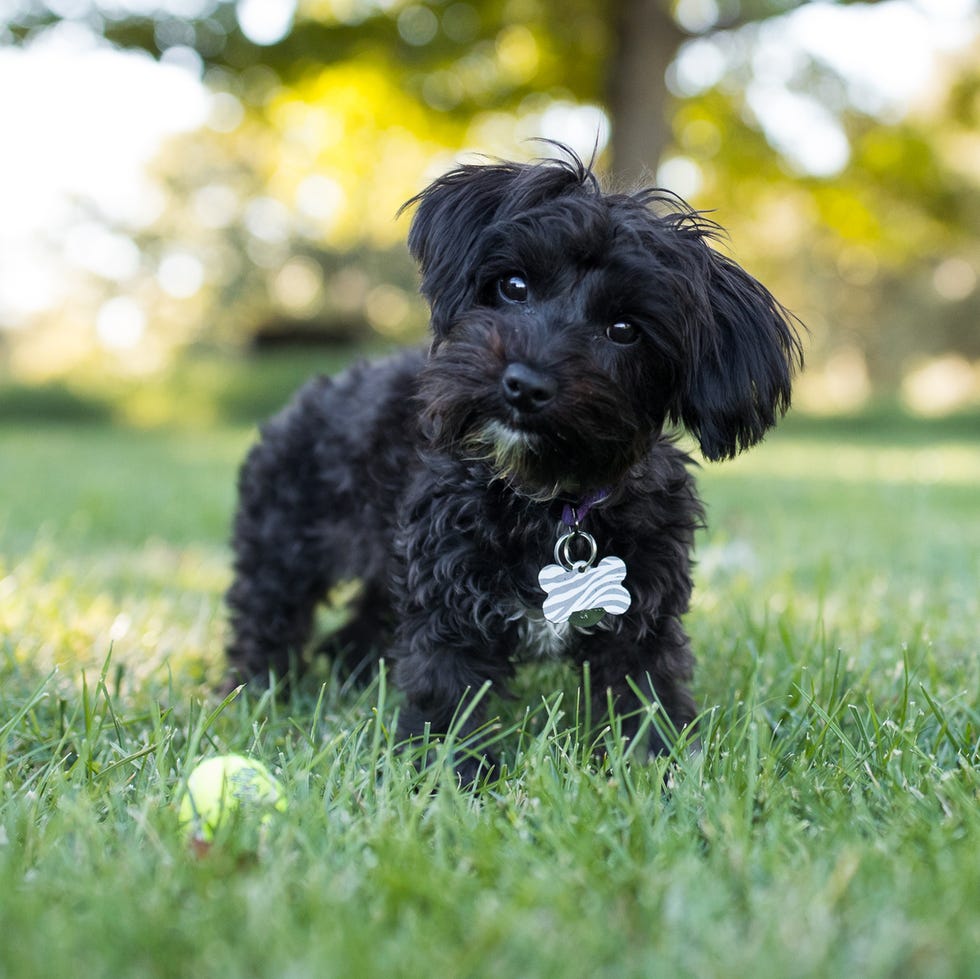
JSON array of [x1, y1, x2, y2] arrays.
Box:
[[554, 531, 598, 571]]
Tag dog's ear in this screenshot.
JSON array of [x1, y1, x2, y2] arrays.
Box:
[[402, 163, 520, 332], [402, 153, 595, 334], [671, 232, 804, 461]]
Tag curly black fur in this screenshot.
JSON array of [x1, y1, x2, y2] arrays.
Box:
[[225, 147, 803, 780]]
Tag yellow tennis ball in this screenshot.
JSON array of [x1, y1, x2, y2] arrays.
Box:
[[179, 754, 287, 842]]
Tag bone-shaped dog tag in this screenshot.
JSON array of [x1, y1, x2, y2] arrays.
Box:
[[538, 556, 631, 627]]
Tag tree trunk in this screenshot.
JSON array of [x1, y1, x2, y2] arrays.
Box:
[[607, 0, 685, 181]]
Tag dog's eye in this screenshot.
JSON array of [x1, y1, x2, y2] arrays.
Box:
[[498, 275, 529, 303], [605, 321, 639, 345]]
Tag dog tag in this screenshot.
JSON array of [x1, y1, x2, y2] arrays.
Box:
[[538, 555, 631, 627]]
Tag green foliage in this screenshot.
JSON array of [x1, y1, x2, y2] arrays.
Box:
[[1, 411, 978, 976], [7, 0, 610, 109], [3, 2, 978, 392], [0, 380, 115, 424], [0, 348, 395, 427]]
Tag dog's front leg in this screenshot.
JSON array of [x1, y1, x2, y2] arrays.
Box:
[[388, 479, 526, 784], [578, 615, 697, 757], [390, 570, 518, 784]]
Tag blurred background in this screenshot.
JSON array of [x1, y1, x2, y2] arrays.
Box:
[[1, 0, 978, 425]]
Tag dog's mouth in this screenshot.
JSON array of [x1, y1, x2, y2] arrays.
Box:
[[460, 414, 639, 501], [425, 381, 647, 499], [461, 419, 558, 496]]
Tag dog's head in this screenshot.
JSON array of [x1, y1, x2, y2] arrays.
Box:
[[403, 146, 803, 500]]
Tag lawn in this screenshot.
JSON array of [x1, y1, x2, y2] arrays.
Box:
[[1, 380, 978, 978]]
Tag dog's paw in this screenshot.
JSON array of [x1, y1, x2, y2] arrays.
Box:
[[453, 752, 498, 790]]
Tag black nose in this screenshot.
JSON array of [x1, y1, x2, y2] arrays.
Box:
[[501, 363, 557, 413]]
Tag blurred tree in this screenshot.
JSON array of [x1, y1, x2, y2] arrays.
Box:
[[5, 0, 894, 174], [3, 0, 978, 402], [675, 31, 980, 388]]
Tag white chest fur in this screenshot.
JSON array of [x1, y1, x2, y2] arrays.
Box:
[[515, 609, 571, 660]]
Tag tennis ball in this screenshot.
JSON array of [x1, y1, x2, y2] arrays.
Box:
[[179, 754, 287, 843]]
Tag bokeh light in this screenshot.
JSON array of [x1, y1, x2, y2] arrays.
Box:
[[0, 0, 976, 412]]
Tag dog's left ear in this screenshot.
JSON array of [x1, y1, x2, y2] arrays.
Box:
[[674, 238, 804, 461]]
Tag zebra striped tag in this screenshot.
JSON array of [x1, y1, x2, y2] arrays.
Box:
[[538, 556, 631, 627]]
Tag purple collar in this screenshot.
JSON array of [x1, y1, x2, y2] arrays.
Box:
[[561, 487, 612, 529]]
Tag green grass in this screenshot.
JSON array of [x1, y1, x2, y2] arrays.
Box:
[[1, 401, 978, 978]]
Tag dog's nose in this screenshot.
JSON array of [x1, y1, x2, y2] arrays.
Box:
[[501, 363, 557, 413]]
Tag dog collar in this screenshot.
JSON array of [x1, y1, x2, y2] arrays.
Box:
[[540, 486, 630, 629], [560, 486, 612, 530]]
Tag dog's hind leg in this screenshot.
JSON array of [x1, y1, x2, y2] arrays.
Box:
[[316, 579, 394, 685], [223, 354, 423, 691], [224, 385, 339, 687]]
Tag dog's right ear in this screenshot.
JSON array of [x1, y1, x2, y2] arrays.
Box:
[[401, 163, 524, 334]]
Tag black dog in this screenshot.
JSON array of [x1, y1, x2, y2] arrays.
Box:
[[225, 148, 802, 781]]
